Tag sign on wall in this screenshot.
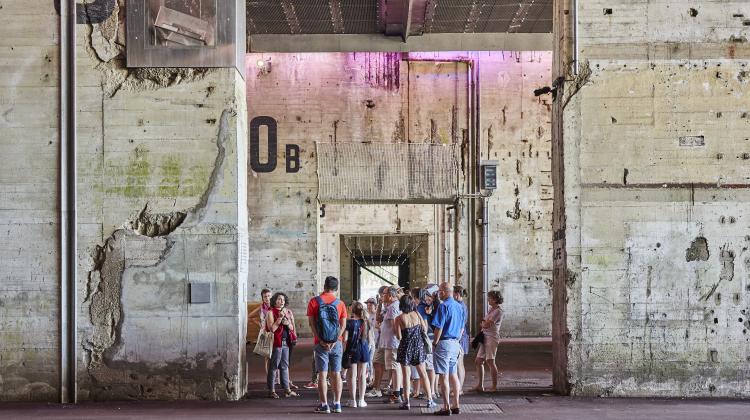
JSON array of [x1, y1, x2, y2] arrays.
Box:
[[249, 116, 301, 174], [127, 0, 244, 69]]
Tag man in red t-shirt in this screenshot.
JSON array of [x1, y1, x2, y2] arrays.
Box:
[[307, 276, 347, 413]]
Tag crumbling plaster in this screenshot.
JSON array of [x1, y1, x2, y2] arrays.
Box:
[[563, 1, 750, 397], [53, 1, 245, 401]]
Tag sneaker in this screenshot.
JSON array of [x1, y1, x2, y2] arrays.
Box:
[[365, 389, 382, 398], [304, 382, 318, 389], [425, 399, 437, 408], [314, 404, 330, 414], [387, 394, 402, 404], [399, 402, 410, 410], [358, 400, 367, 408], [348, 400, 358, 408], [332, 402, 342, 413]]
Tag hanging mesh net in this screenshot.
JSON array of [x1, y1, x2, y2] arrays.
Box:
[[316, 142, 459, 204]]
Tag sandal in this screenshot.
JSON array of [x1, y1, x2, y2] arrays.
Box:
[[284, 389, 299, 397], [269, 391, 280, 399]]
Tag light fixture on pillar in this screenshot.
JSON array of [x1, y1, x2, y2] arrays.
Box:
[[256, 57, 272, 75]]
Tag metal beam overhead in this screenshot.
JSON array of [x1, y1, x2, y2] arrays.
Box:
[[249, 32, 552, 52]]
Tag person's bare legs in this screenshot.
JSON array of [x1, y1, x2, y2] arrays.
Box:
[[391, 363, 402, 398], [429, 369, 437, 397], [438, 373, 450, 411], [349, 365, 357, 402], [487, 359, 498, 391], [457, 355, 465, 395], [474, 357, 486, 392], [401, 364, 411, 406], [372, 362, 384, 392], [317, 371, 328, 406], [357, 363, 367, 402], [416, 363, 432, 401], [331, 370, 343, 405], [449, 372, 461, 410]]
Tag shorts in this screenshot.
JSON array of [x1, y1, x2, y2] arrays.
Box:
[[434, 339, 460, 375], [476, 337, 499, 360], [410, 365, 420, 379], [314, 341, 343, 373], [372, 347, 385, 364], [384, 348, 399, 370]]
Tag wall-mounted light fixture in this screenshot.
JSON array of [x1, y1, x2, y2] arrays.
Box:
[[256, 57, 272, 74]]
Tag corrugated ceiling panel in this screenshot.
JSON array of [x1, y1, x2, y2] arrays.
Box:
[[523, 1, 553, 33], [429, 0, 475, 33], [341, 0, 379, 33], [294, 0, 335, 34], [248, 0, 291, 34]]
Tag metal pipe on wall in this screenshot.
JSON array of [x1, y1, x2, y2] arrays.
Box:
[[59, 0, 77, 404]]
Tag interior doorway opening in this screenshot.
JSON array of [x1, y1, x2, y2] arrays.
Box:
[[354, 263, 404, 302]]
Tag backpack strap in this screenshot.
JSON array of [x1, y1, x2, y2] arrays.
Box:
[[316, 295, 324, 307]]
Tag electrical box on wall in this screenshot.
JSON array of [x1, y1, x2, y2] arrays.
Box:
[[189, 282, 211, 304], [480, 160, 498, 190], [127, 0, 245, 72]]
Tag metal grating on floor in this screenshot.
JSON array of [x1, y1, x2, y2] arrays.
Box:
[[421, 403, 504, 414]]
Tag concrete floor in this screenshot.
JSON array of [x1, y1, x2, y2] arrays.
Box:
[[2, 340, 749, 419]]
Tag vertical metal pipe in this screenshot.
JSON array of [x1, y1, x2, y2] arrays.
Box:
[[59, 0, 77, 404], [482, 197, 488, 318], [465, 60, 475, 332]]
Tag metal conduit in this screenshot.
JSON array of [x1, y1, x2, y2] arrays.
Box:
[[59, 0, 77, 404]]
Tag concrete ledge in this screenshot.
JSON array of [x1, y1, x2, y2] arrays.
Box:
[[249, 33, 553, 52]]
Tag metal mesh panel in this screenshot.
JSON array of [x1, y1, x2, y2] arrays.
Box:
[[294, 0, 335, 34], [247, 0, 291, 34], [317, 142, 459, 204]]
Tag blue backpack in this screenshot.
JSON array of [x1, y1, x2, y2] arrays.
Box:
[[316, 296, 341, 343]]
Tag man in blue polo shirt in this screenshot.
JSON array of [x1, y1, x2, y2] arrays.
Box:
[[431, 282, 466, 416]]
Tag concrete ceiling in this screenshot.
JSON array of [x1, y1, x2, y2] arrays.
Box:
[[246, 0, 553, 52]]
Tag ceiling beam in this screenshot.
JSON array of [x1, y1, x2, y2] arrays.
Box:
[[403, 0, 415, 41], [249, 32, 553, 52]]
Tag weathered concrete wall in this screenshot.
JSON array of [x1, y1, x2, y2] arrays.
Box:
[[477, 52, 553, 337], [247, 52, 552, 337], [0, 0, 60, 402], [1, 0, 247, 401], [564, 1, 750, 397]]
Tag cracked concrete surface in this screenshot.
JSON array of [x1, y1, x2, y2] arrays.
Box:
[[83, 110, 238, 400], [84, 0, 213, 97]]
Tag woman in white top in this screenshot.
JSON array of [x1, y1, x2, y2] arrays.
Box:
[[473, 291, 504, 392]]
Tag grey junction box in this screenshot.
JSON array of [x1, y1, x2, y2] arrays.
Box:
[[189, 282, 211, 304], [480, 160, 498, 190]]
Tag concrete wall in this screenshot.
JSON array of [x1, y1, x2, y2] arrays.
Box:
[[247, 52, 552, 337], [0, 0, 60, 402], [564, 0, 750, 397], [0, 1, 247, 401]]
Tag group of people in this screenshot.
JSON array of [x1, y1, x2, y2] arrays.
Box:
[[253, 276, 505, 416]]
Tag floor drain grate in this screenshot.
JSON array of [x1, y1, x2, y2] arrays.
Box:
[[421, 404, 503, 414]]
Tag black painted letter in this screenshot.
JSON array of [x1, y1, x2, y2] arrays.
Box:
[[286, 144, 300, 173], [250, 116, 278, 173]]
